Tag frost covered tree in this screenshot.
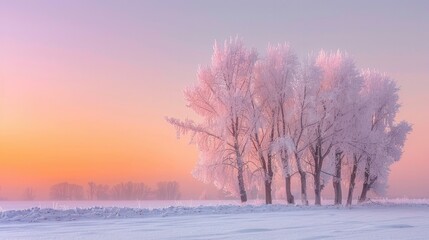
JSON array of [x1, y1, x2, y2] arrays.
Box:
[[247, 82, 276, 204], [327, 55, 362, 205], [356, 71, 412, 203], [306, 51, 361, 205], [286, 56, 322, 205], [345, 91, 371, 206], [167, 38, 257, 202], [251, 43, 298, 204]]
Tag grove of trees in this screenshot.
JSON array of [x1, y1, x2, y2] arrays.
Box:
[[167, 37, 411, 206]]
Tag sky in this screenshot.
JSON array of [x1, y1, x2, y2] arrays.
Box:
[[0, 0, 428, 200]]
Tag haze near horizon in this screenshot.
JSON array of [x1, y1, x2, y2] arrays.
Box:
[[0, 0, 428, 200]]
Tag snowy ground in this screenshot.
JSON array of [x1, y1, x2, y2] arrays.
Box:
[[0, 200, 428, 239]]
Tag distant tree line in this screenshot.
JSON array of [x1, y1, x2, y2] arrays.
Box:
[[50, 182, 84, 200], [49, 181, 181, 200]]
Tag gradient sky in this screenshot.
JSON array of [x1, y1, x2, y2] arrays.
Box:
[[0, 0, 428, 199]]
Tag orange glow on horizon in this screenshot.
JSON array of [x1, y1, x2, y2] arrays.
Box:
[[1, 1, 428, 200]]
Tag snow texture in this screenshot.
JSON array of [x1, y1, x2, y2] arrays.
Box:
[[0, 200, 428, 239]]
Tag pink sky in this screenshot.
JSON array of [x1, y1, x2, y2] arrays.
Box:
[[0, 1, 428, 199]]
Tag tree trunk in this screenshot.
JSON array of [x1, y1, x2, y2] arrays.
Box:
[[265, 154, 273, 204], [264, 180, 272, 204], [299, 170, 308, 205], [237, 164, 247, 202], [235, 146, 247, 203], [295, 153, 308, 205], [265, 115, 275, 205], [333, 150, 343, 205], [314, 171, 322, 205], [253, 129, 273, 205], [278, 104, 294, 204], [281, 152, 294, 204], [359, 182, 369, 203], [285, 175, 294, 204], [346, 155, 358, 206], [233, 127, 247, 203], [313, 142, 322, 206], [358, 158, 370, 203]]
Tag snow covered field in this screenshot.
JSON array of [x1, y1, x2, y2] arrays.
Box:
[[0, 200, 428, 239]]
